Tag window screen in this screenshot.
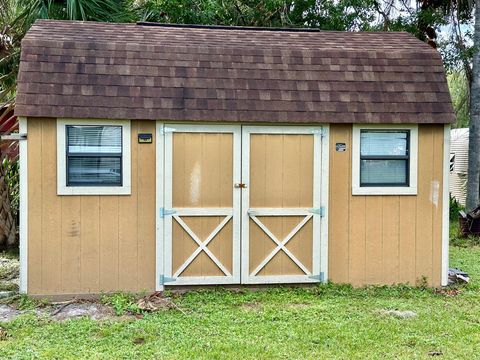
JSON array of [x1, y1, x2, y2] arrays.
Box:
[[360, 130, 409, 187], [66, 125, 122, 186]]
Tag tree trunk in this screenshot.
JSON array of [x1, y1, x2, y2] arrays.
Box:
[[466, 4, 480, 211]]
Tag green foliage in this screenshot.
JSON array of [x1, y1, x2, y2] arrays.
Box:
[[0, 260, 17, 282], [0, 243, 479, 358], [439, 22, 474, 74], [376, 7, 446, 40], [0, 1, 23, 100], [15, 0, 135, 23], [16, 294, 48, 310], [0, 248, 19, 260], [1, 227, 479, 358], [0, 249, 18, 291], [450, 219, 480, 247], [135, 0, 378, 30], [449, 194, 464, 220], [0, 282, 16, 291], [2, 158, 19, 218], [448, 71, 470, 127], [101, 292, 141, 316]]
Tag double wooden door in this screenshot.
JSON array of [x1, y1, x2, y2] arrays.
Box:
[[160, 124, 325, 286]]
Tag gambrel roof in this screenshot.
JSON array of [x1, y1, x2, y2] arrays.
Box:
[[16, 20, 455, 123]]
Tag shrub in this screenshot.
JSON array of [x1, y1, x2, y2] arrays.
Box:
[[449, 195, 463, 221]]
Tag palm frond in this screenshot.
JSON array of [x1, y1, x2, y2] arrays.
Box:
[[65, 0, 135, 22]]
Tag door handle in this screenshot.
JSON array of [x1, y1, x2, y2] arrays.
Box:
[[234, 183, 247, 189]]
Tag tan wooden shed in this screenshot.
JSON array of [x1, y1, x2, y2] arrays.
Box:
[[15, 20, 455, 297]]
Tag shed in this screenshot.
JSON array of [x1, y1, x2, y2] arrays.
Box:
[[15, 20, 455, 297], [449, 128, 469, 205]]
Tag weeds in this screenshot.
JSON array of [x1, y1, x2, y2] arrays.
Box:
[[16, 294, 48, 310], [449, 195, 464, 221], [100, 292, 141, 316]]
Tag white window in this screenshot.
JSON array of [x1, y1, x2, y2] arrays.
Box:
[[352, 124, 418, 195], [57, 119, 131, 195]]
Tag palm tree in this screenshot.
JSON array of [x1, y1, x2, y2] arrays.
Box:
[[0, 0, 24, 248], [0, 0, 134, 247]]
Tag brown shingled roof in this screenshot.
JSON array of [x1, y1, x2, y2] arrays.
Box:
[[15, 20, 455, 123]]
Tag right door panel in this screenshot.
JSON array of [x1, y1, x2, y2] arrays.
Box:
[[241, 126, 323, 284]]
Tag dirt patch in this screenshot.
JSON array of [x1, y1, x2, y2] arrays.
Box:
[[137, 292, 182, 313], [0, 327, 9, 341], [0, 304, 21, 322], [286, 302, 310, 309], [51, 302, 115, 321], [0, 301, 128, 323], [0, 292, 184, 323], [435, 288, 462, 297], [240, 301, 263, 312], [378, 309, 417, 319]]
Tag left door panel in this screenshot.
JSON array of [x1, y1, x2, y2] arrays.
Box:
[[163, 125, 241, 285]]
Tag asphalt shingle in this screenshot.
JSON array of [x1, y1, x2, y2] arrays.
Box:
[[15, 20, 455, 123]]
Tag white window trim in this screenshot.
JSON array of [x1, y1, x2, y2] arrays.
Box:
[[352, 124, 418, 196], [57, 119, 131, 195]]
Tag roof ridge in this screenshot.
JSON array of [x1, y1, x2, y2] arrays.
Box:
[[33, 19, 413, 35], [136, 21, 411, 35]]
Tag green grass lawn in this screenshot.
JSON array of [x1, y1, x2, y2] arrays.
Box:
[[1, 245, 479, 359]]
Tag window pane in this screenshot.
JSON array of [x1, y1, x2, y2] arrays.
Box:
[[67, 157, 121, 185], [360, 131, 408, 156], [360, 159, 407, 185], [67, 126, 122, 153]]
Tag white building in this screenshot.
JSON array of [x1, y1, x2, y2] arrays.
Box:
[[450, 128, 469, 205]]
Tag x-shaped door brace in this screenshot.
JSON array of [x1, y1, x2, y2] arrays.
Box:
[[250, 214, 313, 276], [173, 215, 232, 278]]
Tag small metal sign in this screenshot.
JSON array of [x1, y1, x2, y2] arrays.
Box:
[[336, 142, 346, 152], [138, 133, 152, 143]]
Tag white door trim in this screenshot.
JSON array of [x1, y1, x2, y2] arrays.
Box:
[[162, 124, 241, 286], [155, 122, 165, 291], [320, 124, 330, 281], [241, 125, 328, 284]]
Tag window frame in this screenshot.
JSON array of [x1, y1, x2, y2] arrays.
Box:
[[359, 129, 410, 187], [352, 124, 418, 196], [57, 119, 131, 195]]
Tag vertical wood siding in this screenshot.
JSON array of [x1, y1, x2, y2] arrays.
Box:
[[27, 119, 445, 294], [171, 132, 234, 277], [248, 134, 314, 276], [328, 124, 444, 287], [27, 118, 156, 295]]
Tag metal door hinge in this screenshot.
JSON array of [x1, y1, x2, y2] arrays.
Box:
[[159, 275, 176, 285], [309, 207, 325, 217], [309, 272, 325, 282], [160, 208, 177, 217]]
